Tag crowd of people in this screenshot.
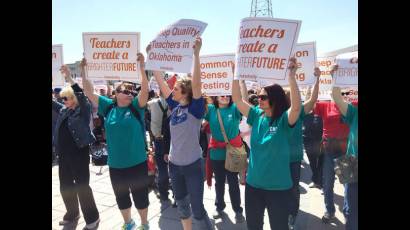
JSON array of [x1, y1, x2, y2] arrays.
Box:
[[52, 37, 358, 230]]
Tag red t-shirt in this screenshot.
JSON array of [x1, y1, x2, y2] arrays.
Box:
[[314, 101, 351, 140]]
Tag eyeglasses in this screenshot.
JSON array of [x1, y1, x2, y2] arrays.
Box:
[[61, 97, 68, 101], [257, 95, 268, 101]]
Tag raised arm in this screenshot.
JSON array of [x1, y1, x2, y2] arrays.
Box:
[[303, 67, 321, 114], [330, 65, 348, 116], [107, 81, 112, 97], [192, 37, 202, 99], [232, 64, 251, 117], [287, 57, 302, 126], [239, 80, 249, 101], [60, 65, 92, 117], [137, 53, 149, 108], [80, 58, 100, 106], [146, 44, 172, 98]]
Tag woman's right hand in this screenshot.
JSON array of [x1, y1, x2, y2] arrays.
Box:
[[330, 64, 339, 76], [163, 154, 169, 163], [80, 58, 87, 70]]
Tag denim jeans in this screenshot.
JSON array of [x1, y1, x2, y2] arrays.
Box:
[[154, 140, 171, 200], [344, 182, 358, 230], [289, 162, 301, 217], [245, 183, 291, 230], [169, 158, 208, 220], [304, 141, 323, 186], [323, 152, 336, 214], [211, 160, 243, 213]]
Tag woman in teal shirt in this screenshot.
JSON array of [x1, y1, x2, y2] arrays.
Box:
[[232, 57, 302, 230], [81, 54, 150, 230], [204, 96, 245, 223], [331, 65, 358, 230]]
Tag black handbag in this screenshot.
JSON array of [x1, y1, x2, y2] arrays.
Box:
[[334, 154, 358, 184], [90, 142, 108, 166], [322, 138, 347, 159]]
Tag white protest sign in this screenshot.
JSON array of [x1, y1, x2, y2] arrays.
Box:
[[292, 42, 317, 86], [146, 19, 208, 73], [316, 56, 336, 100], [234, 17, 301, 87], [333, 51, 358, 87], [52, 44, 64, 88], [149, 77, 160, 93], [200, 53, 235, 96], [245, 80, 260, 91], [83, 32, 141, 82]]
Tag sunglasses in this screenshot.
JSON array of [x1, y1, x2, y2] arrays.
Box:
[[257, 95, 268, 101], [117, 89, 133, 96], [61, 97, 69, 101]]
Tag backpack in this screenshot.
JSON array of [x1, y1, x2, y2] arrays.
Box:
[[157, 101, 171, 155], [157, 101, 170, 137], [104, 101, 147, 150]]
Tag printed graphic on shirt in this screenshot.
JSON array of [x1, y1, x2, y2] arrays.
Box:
[[171, 107, 188, 125]]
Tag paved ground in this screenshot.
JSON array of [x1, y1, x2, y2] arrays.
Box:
[[52, 153, 346, 230]]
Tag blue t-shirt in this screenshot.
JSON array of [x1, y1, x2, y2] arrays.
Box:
[[166, 94, 205, 166], [246, 106, 295, 190]]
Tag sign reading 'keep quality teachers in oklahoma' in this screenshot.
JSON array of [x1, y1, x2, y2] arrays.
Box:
[[52, 44, 64, 88], [145, 19, 208, 73], [234, 17, 301, 86], [83, 32, 141, 82]]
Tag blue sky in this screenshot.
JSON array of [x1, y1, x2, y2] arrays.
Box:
[[52, 0, 357, 64]]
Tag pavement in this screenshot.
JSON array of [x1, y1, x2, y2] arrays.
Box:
[[52, 153, 346, 230]]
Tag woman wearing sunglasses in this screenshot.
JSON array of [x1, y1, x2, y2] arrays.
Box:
[[52, 66, 100, 230], [231, 57, 301, 230], [81, 53, 150, 230], [151, 37, 213, 230], [204, 93, 245, 223]]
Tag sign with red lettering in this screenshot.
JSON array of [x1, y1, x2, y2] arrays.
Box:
[[82, 32, 141, 82], [200, 54, 235, 96], [52, 44, 64, 88], [292, 42, 317, 86], [334, 51, 358, 87], [234, 17, 301, 86], [316, 56, 336, 100], [146, 19, 208, 73]]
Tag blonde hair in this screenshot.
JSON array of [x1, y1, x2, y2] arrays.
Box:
[[59, 86, 78, 106], [176, 77, 193, 103]]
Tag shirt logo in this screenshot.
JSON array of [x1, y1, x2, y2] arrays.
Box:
[[171, 108, 188, 125], [268, 126, 277, 135]]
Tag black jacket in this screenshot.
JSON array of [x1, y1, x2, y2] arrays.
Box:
[[52, 83, 95, 153]]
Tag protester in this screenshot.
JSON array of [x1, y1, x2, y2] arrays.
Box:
[[52, 66, 100, 230], [313, 72, 353, 223], [303, 87, 324, 190], [232, 57, 301, 230], [81, 53, 150, 230], [152, 37, 213, 230], [331, 65, 358, 230], [147, 91, 174, 208], [204, 95, 245, 223], [287, 68, 321, 229]]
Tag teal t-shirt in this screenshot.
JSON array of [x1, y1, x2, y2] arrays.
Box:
[[289, 105, 305, 163], [342, 103, 358, 157], [246, 106, 295, 190], [98, 96, 147, 168], [204, 103, 242, 160]]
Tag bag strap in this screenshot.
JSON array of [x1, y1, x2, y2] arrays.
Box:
[[157, 100, 168, 115], [216, 109, 229, 144]]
